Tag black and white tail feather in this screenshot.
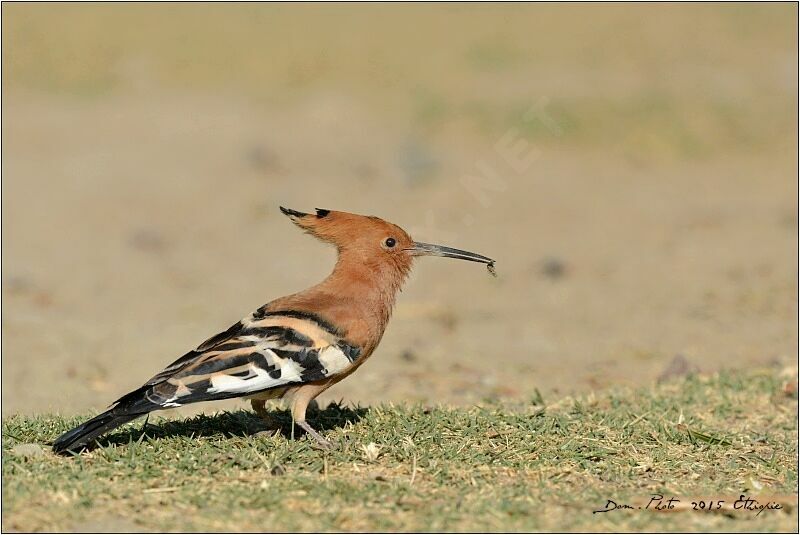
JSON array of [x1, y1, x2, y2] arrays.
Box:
[[52, 308, 360, 454]]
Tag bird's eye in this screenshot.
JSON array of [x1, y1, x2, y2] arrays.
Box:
[[384, 237, 396, 248]]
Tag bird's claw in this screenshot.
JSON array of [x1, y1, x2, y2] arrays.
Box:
[[311, 439, 333, 451]]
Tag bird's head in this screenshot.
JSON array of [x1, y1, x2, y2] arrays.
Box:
[[279, 206, 494, 277]]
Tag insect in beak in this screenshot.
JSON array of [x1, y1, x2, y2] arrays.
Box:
[[406, 242, 496, 276]]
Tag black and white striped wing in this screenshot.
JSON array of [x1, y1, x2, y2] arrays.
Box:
[[126, 310, 361, 410]]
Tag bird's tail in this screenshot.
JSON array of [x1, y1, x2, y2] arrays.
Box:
[[52, 409, 143, 454], [52, 386, 159, 454]]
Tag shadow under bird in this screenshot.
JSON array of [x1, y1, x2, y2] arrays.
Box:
[[53, 207, 495, 454]]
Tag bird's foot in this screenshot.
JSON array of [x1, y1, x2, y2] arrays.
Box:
[[296, 420, 332, 449]]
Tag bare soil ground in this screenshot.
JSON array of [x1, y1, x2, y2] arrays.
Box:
[[2, 4, 797, 419]]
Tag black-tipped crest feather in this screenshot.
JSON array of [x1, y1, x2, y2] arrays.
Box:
[[279, 206, 309, 218]]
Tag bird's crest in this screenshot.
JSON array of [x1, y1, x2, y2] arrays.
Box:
[[279, 206, 412, 253]]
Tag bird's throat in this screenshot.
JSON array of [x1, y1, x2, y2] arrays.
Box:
[[274, 253, 409, 354]]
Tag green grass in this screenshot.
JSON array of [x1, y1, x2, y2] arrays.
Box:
[[3, 369, 797, 532]]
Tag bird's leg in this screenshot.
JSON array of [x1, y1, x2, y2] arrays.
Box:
[[296, 420, 332, 449], [250, 399, 279, 430], [251, 399, 268, 418], [290, 383, 332, 448]]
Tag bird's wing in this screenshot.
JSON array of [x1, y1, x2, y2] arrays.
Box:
[[128, 309, 361, 409], [143, 320, 247, 386]]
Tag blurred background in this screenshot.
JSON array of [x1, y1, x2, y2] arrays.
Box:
[[3, 3, 796, 417]]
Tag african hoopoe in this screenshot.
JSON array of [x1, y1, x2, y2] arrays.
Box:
[[53, 207, 494, 454]]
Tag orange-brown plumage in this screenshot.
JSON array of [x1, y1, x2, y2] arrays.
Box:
[[269, 208, 415, 353], [53, 207, 494, 453]]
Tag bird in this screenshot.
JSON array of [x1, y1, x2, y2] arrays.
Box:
[[53, 207, 495, 454]]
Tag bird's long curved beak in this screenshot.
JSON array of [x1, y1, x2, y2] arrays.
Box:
[[407, 242, 495, 265]]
